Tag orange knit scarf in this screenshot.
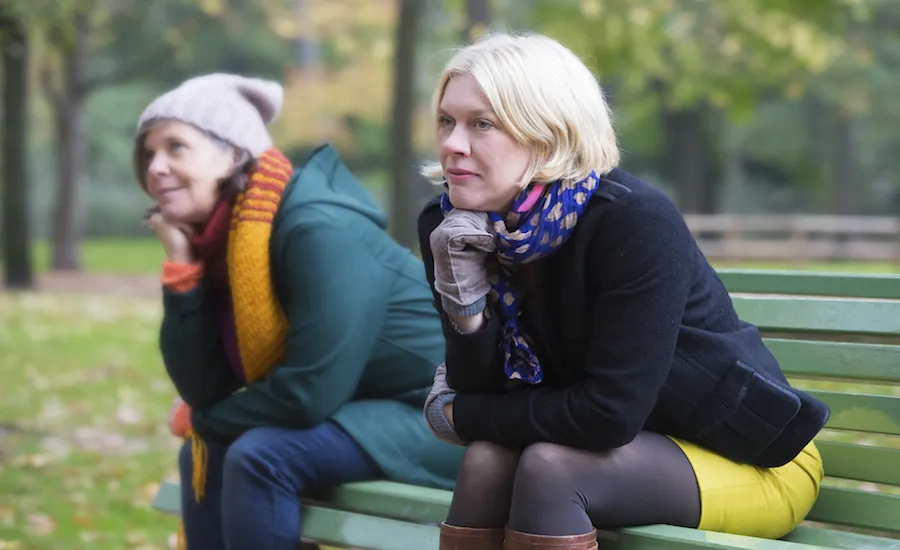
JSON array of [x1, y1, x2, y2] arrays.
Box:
[[179, 149, 293, 549]]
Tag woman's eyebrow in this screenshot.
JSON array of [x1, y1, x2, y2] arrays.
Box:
[[438, 107, 495, 118]]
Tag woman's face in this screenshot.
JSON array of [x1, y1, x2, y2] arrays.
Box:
[[437, 72, 532, 213], [143, 120, 235, 226]]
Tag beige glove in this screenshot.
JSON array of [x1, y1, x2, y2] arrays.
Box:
[[429, 209, 496, 317]]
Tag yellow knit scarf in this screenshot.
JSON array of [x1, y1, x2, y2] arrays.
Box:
[[178, 149, 293, 548]]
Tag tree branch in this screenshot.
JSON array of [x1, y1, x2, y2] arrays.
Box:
[[79, 44, 173, 95]]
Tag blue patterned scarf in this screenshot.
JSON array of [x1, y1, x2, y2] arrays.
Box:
[[440, 171, 601, 384]]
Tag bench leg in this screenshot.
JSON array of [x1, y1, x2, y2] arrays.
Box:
[[439, 523, 505, 549], [504, 528, 598, 549]]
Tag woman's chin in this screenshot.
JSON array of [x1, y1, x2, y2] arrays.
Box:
[[159, 205, 194, 226], [448, 192, 493, 212]]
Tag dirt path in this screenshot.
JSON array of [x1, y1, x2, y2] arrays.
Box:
[[3, 272, 162, 299]]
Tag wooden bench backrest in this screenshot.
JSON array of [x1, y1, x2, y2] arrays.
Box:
[[718, 269, 900, 535]]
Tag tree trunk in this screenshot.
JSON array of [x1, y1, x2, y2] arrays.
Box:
[[50, 12, 89, 271], [292, 0, 318, 70], [830, 108, 855, 215], [660, 103, 719, 213], [463, 0, 490, 42], [1, 8, 35, 289], [388, 0, 424, 252]]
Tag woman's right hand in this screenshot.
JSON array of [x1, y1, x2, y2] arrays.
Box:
[[147, 212, 194, 264], [429, 208, 496, 319]]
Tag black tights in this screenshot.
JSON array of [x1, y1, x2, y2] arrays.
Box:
[[445, 432, 701, 536]]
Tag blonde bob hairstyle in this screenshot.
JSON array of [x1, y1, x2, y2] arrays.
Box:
[[420, 31, 620, 187]]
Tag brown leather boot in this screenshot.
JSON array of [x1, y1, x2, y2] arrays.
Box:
[[504, 528, 598, 549], [439, 522, 506, 549]]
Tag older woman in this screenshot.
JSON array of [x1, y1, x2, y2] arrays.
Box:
[[135, 73, 462, 550], [419, 34, 829, 550]]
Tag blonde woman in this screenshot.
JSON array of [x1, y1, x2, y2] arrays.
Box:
[[418, 33, 829, 550]]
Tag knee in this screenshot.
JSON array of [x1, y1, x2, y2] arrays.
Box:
[[459, 440, 520, 479], [514, 443, 577, 494], [223, 428, 277, 480]]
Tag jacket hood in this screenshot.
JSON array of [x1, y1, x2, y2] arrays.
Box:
[[277, 144, 387, 229]]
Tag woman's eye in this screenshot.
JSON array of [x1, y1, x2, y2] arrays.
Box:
[[475, 119, 493, 130], [169, 141, 185, 153], [438, 116, 454, 127]]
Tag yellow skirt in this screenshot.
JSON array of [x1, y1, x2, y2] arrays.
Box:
[[669, 438, 824, 539]]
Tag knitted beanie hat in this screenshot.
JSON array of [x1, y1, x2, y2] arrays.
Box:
[[136, 73, 283, 157]]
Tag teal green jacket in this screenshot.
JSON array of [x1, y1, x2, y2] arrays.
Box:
[[159, 145, 462, 490]]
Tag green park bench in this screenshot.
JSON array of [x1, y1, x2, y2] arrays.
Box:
[[152, 268, 900, 549]]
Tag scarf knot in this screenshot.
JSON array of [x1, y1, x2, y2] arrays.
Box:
[[440, 171, 600, 384]]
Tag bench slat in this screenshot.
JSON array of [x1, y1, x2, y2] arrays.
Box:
[[816, 441, 900, 486], [732, 296, 900, 336], [808, 486, 900, 533], [811, 391, 900, 435], [313, 480, 450, 524], [783, 525, 900, 550], [766, 339, 900, 383], [717, 270, 900, 300], [301, 506, 439, 550], [608, 525, 831, 549], [152, 480, 180, 515], [154, 481, 900, 547]]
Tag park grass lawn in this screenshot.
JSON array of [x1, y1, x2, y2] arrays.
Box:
[[0, 292, 181, 549], [30, 239, 165, 275], [0, 292, 354, 549]]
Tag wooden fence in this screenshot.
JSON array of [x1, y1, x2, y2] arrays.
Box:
[[682, 215, 900, 263]]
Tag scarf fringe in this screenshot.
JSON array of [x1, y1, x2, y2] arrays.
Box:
[[176, 521, 187, 550], [187, 430, 208, 503]]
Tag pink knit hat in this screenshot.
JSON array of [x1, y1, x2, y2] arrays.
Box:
[[136, 73, 283, 157]]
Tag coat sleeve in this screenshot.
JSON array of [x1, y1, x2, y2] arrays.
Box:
[[451, 193, 695, 451], [159, 286, 242, 410], [417, 199, 508, 394], [191, 224, 391, 441]]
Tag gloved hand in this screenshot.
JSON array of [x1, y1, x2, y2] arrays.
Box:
[[423, 363, 464, 446], [429, 208, 496, 317]]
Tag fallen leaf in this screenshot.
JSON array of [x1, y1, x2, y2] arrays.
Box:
[[26, 513, 56, 536], [0, 508, 13, 527], [12, 454, 53, 469]]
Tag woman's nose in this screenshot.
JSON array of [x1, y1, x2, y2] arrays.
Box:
[[441, 126, 471, 157], [147, 153, 169, 176]]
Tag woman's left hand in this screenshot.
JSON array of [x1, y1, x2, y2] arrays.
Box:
[[168, 396, 193, 438], [147, 213, 195, 264]]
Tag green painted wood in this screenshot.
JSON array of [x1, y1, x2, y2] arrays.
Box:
[[783, 525, 900, 550], [764, 339, 900, 383], [732, 296, 900, 335], [808, 486, 900, 533], [608, 525, 831, 550], [816, 441, 900, 485], [810, 391, 900, 435], [311, 480, 451, 524], [151, 480, 180, 515], [154, 480, 900, 548], [717, 270, 900, 300], [300, 506, 439, 550]]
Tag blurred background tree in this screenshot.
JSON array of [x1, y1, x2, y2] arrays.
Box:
[[2, 0, 900, 279]]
